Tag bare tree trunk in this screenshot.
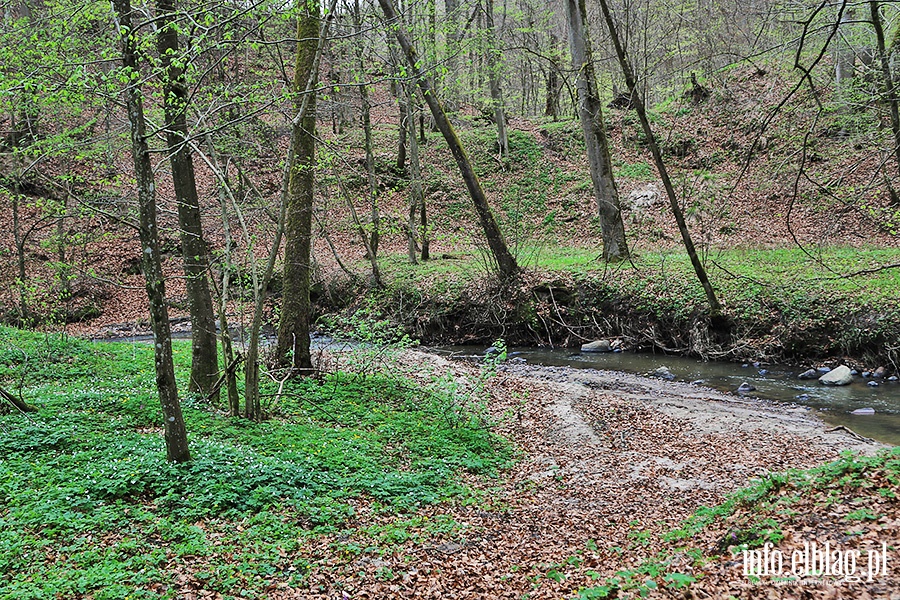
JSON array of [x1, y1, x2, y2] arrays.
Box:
[[443, 0, 461, 112], [378, 0, 519, 279], [353, 0, 380, 262], [405, 86, 424, 264], [11, 179, 27, 320], [156, 0, 219, 400], [545, 33, 562, 120], [870, 1, 900, 178], [113, 0, 190, 463], [596, 0, 723, 317], [275, 0, 320, 379], [566, 0, 628, 260], [485, 0, 508, 160], [206, 141, 241, 415]]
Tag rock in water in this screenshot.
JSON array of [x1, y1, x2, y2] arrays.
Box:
[[798, 369, 818, 380], [868, 381, 879, 388], [873, 366, 887, 379], [851, 408, 875, 416], [819, 365, 853, 386], [737, 382, 756, 393], [652, 366, 675, 381], [581, 340, 611, 353]]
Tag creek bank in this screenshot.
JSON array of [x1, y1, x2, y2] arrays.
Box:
[[319, 268, 900, 377]]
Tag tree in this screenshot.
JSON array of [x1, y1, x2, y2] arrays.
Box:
[[274, 0, 322, 379], [869, 1, 900, 180], [484, 0, 508, 160], [113, 0, 190, 462], [352, 0, 382, 268], [378, 0, 519, 279], [565, 0, 628, 261], [155, 0, 219, 400], [595, 0, 723, 318]]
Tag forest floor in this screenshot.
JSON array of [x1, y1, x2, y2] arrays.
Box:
[[1, 327, 898, 599], [3, 66, 900, 598]]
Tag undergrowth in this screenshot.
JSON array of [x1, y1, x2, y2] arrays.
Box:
[[0, 326, 511, 598], [574, 447, 900, 598]]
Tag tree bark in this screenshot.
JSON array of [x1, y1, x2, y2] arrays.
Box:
[[114, 0, 190, 463], [156, 0, 219, 400], [275, 0, 320, 377], [378, 0, 519, 279], [0, 385, 37, 413], [595, 0, 723, 317], [870, 2, 900, 179], [406, 87, 425, 264], [353, 0, 381, 262], [485, 0, 508, 160], [566, 0, 628, 261]]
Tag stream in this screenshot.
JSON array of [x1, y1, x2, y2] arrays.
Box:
[[433, 345, 900, 446], [91, 331, 900, 446]]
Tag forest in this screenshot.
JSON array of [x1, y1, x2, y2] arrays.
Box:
[[1, 0, 900, 597]]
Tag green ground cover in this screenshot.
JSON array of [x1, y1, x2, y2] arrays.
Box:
[[0, 327, 511, 598]]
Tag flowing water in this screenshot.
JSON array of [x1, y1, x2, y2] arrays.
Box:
[[434, 345, 900, 446], [93, 331, 900, 445]]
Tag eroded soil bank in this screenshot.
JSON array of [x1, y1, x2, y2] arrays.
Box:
[[319, 267, 900, 377], [286, 351, 896, 599]]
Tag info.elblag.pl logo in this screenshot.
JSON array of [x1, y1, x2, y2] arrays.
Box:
[[742, 541, 891, 583]]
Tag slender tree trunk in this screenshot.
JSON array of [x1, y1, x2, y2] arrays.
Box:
[[545, 34, 562, 120], [443, 0, 460, 112], [566, 0, 628, 261], [870, 1, 900, 178], [156, 0, 219, 400], [353, 0, 380, 261], [11, 182, 27, 320], [206, 141, 241, 415], [113, 0, 190, 463], [485, 0, 508, 160], [397, 95, 408, 171], [275, 0, 320, 377], [378, 0, 519, 278], [596, 0, 722, 317], [405, 86, 424, 264]]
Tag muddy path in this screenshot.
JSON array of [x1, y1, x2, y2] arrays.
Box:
[[294, 352, 888, 599]]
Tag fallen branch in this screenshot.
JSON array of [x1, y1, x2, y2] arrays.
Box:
[[825, 425, 874, 443], [0, 385, 37, 413]]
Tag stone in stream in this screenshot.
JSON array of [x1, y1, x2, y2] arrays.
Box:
[[737, 382, 756, 393], [873, 366, 887, 379], [652, 366, 676, 381], [581, 340, 612, 353], [817, 366, 832, 374], [868, 381, 879, 388], [758, 369, 769, 376], [819, 365, 853, 386], [798, 369, 818, 380], [851, 408, 876, 416], [862, 371, 871, 378], [891, 376, 899, 382]]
